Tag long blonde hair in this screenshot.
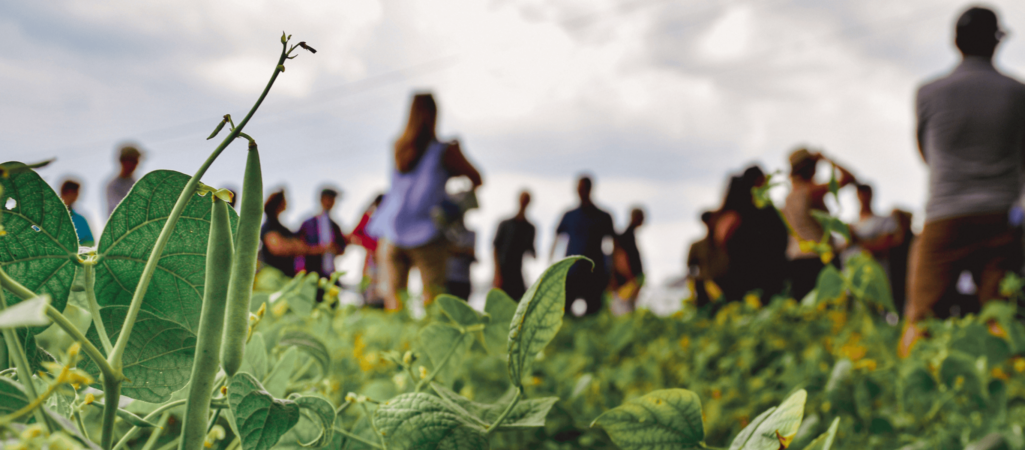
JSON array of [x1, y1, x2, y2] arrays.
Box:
[[394, 93, 438, 173]]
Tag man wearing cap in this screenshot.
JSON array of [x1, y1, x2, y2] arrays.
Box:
[[902, 7, 1025, 356], [782, 148, 856, 301], [105, 145, 143, 215]]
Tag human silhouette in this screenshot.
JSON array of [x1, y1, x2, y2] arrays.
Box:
[[367, 92, 483, 310], [105, 145, 142, 215], [551, 175, 616, 316], [902, 7, 1025, 356], [297, 188, 347, 279], [492, 191, 536, 300], [59, 179, 94, 247], [259, 190, 326, 277]]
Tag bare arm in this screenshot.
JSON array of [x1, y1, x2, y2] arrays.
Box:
[[493, 251, 503, 288], [442, 141, 483, 188], [264, 231, 323, 257]]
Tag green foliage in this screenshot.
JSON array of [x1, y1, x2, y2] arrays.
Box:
[[0, 164, 77, 328], [374, 393, 489, 449], [591, 389, 704, 449], [228, 372, 302, 450], [508, 256, 587, 386]]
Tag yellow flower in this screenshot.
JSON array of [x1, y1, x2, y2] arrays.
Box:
[[678, 336, 690, 350], [67, 342, 81, 359], [256, 302, 267, 319], [419, 366, 428, 379], [954, 376, 965, 390], [855, 359, 877, 371], [992, 367, 1010, 380], [83, 393, 96, 406], [1014, 357, 1025, 373], [820, 251, 834, 265], [21, 423, 46, 440], [743, 294, 761, 309], [271, 300, 289, 317], [704, 280, 723, 301]]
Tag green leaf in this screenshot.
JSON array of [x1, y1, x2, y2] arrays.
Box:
[[93, 170, 239, 335], [79, 306, 196, 403], [240, 332, 269, 381], [728, 408, 775, 450], [845, 254, 896, 312], [431, 383, 557, 429], [437, 294, 486, 327], [803, 417, 839, 450], [810, 210, 850, 242], [374, 392, 488, 450], [228, 372, 301, 450], [264, 346, 299, 398], [0, 294, 50, 329], [814, 265, 845, 302], [419, 323, 472, 385], [279, 272, 319, 317], [20, 328, 57, 375], [508, 256, 586, 386], [293, 395, 336, 448], [591, 389, 704, 450], [91, 401, 162, 428], [278, 330, 330, 377], [483, 289, 517, 357], [0, 376, 30, 416], [0, 163, 77, 330], [730, 389, 806, 450]]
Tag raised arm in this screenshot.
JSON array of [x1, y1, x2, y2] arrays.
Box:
[[443, 141, 483, 188]]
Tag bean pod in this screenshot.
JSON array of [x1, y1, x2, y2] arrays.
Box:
[[180, 197, 234, 450], [221, 146, 263, 377]]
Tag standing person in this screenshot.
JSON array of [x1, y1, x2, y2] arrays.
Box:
[[367, 92, 483, 310], [902, 7, 1025, 356], [843, 184, 899, 271], [445, 215, 476, 300], [782, 148, 857, 300], [492, 191, 536, 300], [609, 207, 645, 315], [297, 188, 347, 278], [551, 175, 616, 316], [716, 166, 790, 301], [260, 190, 325, 278], [59, 179, 94, 247], [686, 211, 727, 307], [350, 194, 385, 307], [105, 145, 143, 215]]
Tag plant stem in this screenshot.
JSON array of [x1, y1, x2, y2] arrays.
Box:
[[108, 40, 291, 372], [155, 437, 181, 450], [333, 426, 383, 449], [73, 409, 91, 443], [44, 306, 116, 381], [0, 286, 51, 432], [112, 400, 187, 450], [485, 387, 521, 436], [415, 332, 466, 392], [0, 373, 62, 425], [360, 402, 388, 450], [288, 358, 316, 384], [141, 412, 171, 450], [101, 375, 121, 450], [82, 263, 113, 355]]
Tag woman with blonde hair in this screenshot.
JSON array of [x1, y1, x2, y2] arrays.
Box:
[[368, 92, 482, 310]]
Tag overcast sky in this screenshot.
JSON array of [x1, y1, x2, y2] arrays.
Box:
[[3, 0, 1025, 301]]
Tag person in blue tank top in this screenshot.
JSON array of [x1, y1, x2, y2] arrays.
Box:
[[59, 179, 94, 247], [368, 93, 482, 311]]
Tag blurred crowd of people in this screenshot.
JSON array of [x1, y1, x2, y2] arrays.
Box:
[[48, 7, 1025, 334]]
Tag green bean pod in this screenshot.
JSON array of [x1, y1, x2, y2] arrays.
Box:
[[221, 146, 263, 377], [180, 197, 234, 450]]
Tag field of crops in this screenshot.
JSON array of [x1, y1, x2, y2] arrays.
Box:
[[3, 35, 1025, 450]]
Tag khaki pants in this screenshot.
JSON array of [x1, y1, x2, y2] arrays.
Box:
[[379, 239, 449, 309], [906, 212, 1022, 322]]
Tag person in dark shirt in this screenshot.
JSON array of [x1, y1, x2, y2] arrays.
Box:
[[297, 188, 347, 278], [551, 175, 616, 316], [493, 191, 536, 300], [260, 190, 325, 277]]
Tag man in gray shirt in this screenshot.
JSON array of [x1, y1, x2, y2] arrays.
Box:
[[903, 7, 1025, 356], [105, 145, 143, 215]]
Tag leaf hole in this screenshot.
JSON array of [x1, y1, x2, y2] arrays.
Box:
[[4, 198, 15, 210], [31, 225, 41, 232]]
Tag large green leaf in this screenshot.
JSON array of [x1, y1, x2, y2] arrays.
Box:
[[419, 323, 472, 385], [814, 265, 845, 302], [437, 294, 486, 327], [240, 332, 269, 381], [79, 306, 196, 403], [804, 417, 839, 450], [0, 376, 29, 416], [729, 389, 806, 450], [278, 330, 330, 377], [94, 170, 238, 335], [228, 372, 301, 450], [0, 163, 77, 326], [482, 289, 517, 357], [374, 392, 488, 450], [432, 383, 558, 429], [279, 272, 319, 317], [508, 256, 586, 386], [591, 389, 705, 450], [264, 346, 299, 399], [0, 294, 50, 329], [846, 253, 895, 312], [293, 394, 336, 448]]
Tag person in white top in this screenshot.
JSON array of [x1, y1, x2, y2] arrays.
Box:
[[105, 145, 143, 215]]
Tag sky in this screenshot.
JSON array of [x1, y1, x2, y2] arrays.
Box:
[[3, 0, 1025, 307]]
